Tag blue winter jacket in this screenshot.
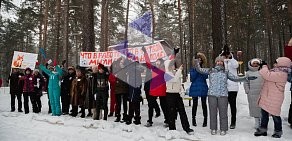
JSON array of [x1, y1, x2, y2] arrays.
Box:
[[189, 68, 208, 97], [195, 62, 247, 97]]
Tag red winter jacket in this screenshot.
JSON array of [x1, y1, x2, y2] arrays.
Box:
[[22, 68, 35, 93]]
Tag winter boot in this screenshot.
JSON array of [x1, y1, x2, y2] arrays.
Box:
[[121, 114, 128, 123], [114, 115, 121, 122], [254, 128, 267, 136], [230, 123, 236, 129], [133, 116, 141, 125], [220, 130, 227, 136], [145, 120, 153, 127], [271, 131, 282, 138], [211, 130, 217, 135], [155, 112, 160, 118], [108, 112, 114, 117], [126, 117, 132, 125], [203, 117, 207, 127], [185, 128, 194, 135], [192, 117, 197, 126], [80, 108, 85, 118]]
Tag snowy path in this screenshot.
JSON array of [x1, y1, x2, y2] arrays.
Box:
[[0, 83, 291, 141]]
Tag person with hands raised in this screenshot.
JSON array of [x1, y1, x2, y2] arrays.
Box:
[[193, 56, 256, 136], [254, 56, 291, 138]]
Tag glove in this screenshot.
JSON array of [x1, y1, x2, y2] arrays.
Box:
[[259, 60, 267, 69], [247, 76, 257, 80], [174, 48, 180, 55]]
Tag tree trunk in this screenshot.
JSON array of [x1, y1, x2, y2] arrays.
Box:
[[63, 0, 69, 68], [124, 0, 130, 47], [212, 0, 226, 60], [288, 0, 292, 37], [178, 0, 186, 81], [38, 0, 43, 62], [100, 0, 109, 52], [187, 0, 194, 71], [149, 0, 155, 40], [264, 0, 273, 65], [42, 0, 49, 63], [83, 0, 95, 52], [54, 0, 61, 65]]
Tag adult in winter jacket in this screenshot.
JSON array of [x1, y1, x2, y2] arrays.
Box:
[[165, 59, 194, 135], [93, 64, 109, 120], [243, 59, 264, 129], [221, 51, 239, 129], [189, 52, 208, 127], [61, 66, 76, 115], [142, 47, 168, 127], [70, 67, 88, 118], [194, 56, 256, 136], [21, 68, 35, 114], [254, 57, 292, 138], [7, 68, 24, 112], [144, 64, 161, 123], [126, 60, 143, 125], [40, 64, 64, 116], [33, 69, 44, 113], [114, 58, 129, 122]]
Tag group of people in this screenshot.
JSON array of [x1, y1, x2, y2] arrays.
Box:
[[7, 39, 292, 138]]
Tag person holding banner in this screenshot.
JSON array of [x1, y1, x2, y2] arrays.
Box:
[[20, 67, 35, 114], [70, 66, 88, 118], [142, 47, 169, 127], [39, 63, 64, 116], [114, 58, 129, 122], [93, 64, 110, 120], [7, 68, 24, 112]]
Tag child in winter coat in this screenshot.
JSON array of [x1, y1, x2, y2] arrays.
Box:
[[194, 56, 256, 136], [40, 64, 64, 116], [165, 59, 194, 134], [243, 58, 264, 129], [254, 57, 292, 138], [189, 53, 208, 127]]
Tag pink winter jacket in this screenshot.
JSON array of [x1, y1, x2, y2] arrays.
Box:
[[258, 57, 291, 116]]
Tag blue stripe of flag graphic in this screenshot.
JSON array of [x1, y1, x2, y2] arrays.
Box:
[[129, 11, 152, 37]]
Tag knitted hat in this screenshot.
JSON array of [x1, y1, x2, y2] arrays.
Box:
[[215, 56, 225, 63], [276, 57, 292, 67]]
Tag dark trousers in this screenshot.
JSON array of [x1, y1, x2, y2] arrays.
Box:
[[72, 105, 85, 116], [30, 93, 40, 113], [35, 95, 42, 112], [128, 101, 141, 120], [96, 92, 109, 120], [10, 93, 22, 111], [167, 93, 190, 131], [228, 91, 238, 125], [148, 95, 168, 123], [145, 91, 160, 123], [61, 92, 70, 113], [23, 92, 33, 114], [47, 92, 51, 113], [288, 92, 292, 125], [260, 109, 282, 132], [192, 96, 207, 118], [115, 93, 128, 118]]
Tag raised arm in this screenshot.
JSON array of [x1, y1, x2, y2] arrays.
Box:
[[55, 65, 64, 77], [193, 59, 210, 75], [259, 65, 287, 83], [39, 64, 52, 76]]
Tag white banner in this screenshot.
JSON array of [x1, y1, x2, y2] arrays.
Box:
[[80, 42, 167, 67], [11, 51, 38, 70]]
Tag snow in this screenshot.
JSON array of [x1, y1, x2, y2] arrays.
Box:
[[0, 83, 291, 141]]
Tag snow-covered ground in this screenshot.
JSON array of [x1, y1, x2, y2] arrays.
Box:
[[0, 83, 291, 141]]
